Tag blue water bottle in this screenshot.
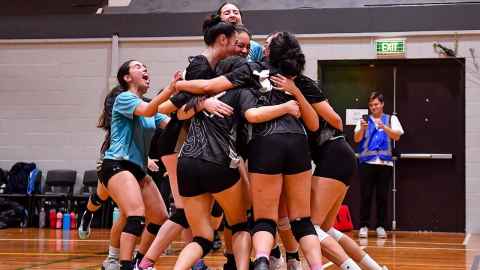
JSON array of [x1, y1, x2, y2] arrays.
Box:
[[63, 211, 71, 230]]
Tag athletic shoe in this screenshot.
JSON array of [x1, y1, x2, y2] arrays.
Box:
[[376, 227, 387, 238], [269, 254, 284, 270], [381, 266, 389, 270], [223, 258, 237, 270], [286, 259, 302, 270], [101, 257, 120, 270], [253, 257, 269, 270], [78, 210, 93, 240], [213, 230, 222, 251], [358, 226, 368, 238], [192, 260, 209, 270]]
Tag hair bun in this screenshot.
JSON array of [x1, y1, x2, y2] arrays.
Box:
[[202, 14, 223, 34]]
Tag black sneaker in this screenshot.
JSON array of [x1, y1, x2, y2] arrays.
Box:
[[253, 257, 269, 270], [223, 260, 236, 270]]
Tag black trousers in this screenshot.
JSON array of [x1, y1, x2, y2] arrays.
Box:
[[359, 163, 392, 228]]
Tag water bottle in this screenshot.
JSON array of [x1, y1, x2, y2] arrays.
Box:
[[39, 207, 46, 228], [63, 211, 71, 230], [112, 207, 120, 224], [56, 211, 63, 229], [49, 209, 57, 229], [70, 212, 76, 229]]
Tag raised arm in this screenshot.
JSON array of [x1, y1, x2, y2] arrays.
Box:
[[134, 86, 175, 117], [270, 75, 319, 131], [245, 100, 300, 123], [311, 101, 343, 131], [176, 76, 234, 95], [135, 71, 181, 117]]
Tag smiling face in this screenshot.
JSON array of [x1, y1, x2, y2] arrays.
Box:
[[124, 61, 150, 94], [368, 97, 384, 117], [219, 3, 242, 25], [234, 31, 251, 58]]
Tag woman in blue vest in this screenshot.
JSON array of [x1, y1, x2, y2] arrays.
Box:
[[354, 92, 404, 239]]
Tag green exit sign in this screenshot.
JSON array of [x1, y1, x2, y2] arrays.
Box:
[[375, 38, 406, 56]]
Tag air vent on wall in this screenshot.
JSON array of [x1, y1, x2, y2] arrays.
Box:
[[108, 0, 132, 7]]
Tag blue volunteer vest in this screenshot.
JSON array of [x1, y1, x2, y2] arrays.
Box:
[[357, 114, 393, 163]]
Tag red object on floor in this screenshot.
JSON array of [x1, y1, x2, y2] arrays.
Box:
[[333, 205, 353, 232]]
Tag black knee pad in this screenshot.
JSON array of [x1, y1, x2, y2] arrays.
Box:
[[210, 201, 223, 217], [290, 217, 316, 241], [90, 192, 107, 207], [251, 218, 277, 238], [146, 223, 161, 235], [123, 216, 145, 237], [230, 222, 249, 235], [193, 236, 213, 258], [169, 208, 189, 229]]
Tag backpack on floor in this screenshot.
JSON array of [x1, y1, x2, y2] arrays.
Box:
[[6, 162, 37, 194], [333, 204, 353, 232]]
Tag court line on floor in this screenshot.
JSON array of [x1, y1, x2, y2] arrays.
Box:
[[366, 245, 477, 251], [356, 239, 465, 247], [0, 238, 109, 242], [13, 253, 105, 270], [464, 233, 472, 245], [0, 252, 106, 256]]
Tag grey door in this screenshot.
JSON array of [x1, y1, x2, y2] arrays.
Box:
[[318, 58, 465, 232]]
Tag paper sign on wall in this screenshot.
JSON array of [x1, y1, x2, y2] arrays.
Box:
[[346, 109, 368, 126]]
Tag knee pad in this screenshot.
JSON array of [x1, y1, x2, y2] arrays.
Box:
[[327, 227, 344, 241], [169, 208, 190, 229], [193, 236, 213, 258], [146, 223, 161, 235], [123, 216, 145, 237], [90, 192, 107, 207], [229, 222, 249, 235], [290, 217, 316, 241], [211, 201, 223, 218], [278, 217, 291, 231], [314, 224, 329, 242], [251, 218, 277, 238]]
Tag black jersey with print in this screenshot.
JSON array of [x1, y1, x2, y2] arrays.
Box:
[[224, 61, 306, 138], [179, 87, 255, 167], [155, 55, 215, 156], [293, 75, 343, 148]]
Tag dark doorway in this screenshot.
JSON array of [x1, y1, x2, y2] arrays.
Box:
[[318, 58, 465, 232]]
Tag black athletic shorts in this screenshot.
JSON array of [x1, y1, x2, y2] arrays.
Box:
[[177, 157, 240, 197], [248, 133, 312, 175], [155, 116, 183, 157], [97, 159, 147, 187], [312, 137, 357, 185]]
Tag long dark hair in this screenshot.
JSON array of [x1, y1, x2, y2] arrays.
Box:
[[202, 14, 236, 46], [268, 32, 305, 77], [97, 85, 127, 154], [117, 60, 135, 90]]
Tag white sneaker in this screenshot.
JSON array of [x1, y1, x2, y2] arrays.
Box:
[[101, 257, 120, 270], [376, 227, 387, 238], [358, 226, 368, 238], [286, 259, 302, 270], [381, 266, 389, 270], [269, 255, 284, 270]]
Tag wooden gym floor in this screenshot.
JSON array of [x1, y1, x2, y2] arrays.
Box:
[[0, 228, 477, 269]]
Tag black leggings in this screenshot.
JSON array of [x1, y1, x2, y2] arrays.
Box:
[[359, 163, 392, 228]]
